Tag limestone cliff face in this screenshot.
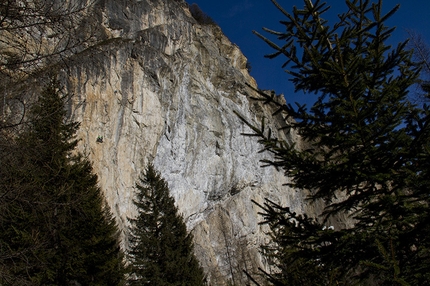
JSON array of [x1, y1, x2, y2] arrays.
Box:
[[61, 0, 307, 283]]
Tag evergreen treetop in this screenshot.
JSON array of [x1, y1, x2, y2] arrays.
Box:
[[239, 0, 430, 284], [127, 163, 205, 286], [0, 78, 125, 285]]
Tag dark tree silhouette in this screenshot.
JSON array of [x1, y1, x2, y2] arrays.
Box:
[[127, 163, 205, 286], [0, 78, 125, 285], [189, 3, 216, 25], [238, 0, 430, 285]]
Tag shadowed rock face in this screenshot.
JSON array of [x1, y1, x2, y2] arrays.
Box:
[[58, 0, 308, 283]]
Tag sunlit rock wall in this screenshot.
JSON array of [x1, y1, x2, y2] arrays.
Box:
[[61, 0, 310, 284]]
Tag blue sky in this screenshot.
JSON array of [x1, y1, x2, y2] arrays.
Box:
[[187, 0, 430, 107]]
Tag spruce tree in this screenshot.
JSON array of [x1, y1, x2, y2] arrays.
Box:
[[127, 164, 205, 286], [238, 0, 430, 285], [0, 78, 125, 285]]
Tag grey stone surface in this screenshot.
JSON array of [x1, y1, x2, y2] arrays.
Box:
[[60, 0, 311, 284]]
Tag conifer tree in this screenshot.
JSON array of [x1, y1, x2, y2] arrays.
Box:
[[127, 164, 205, 286], [238, 0, 430, 285], [408, 30, 430, 103], [0, 78, 125, 285]]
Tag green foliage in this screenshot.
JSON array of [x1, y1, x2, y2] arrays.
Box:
[[240, 0, 430, 285], [189, 3, 216, 26], [246, 61, 252, 73], [127, 164, 206, 285], [0, 78, 125, 285], [407, 30, 430, 103]]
